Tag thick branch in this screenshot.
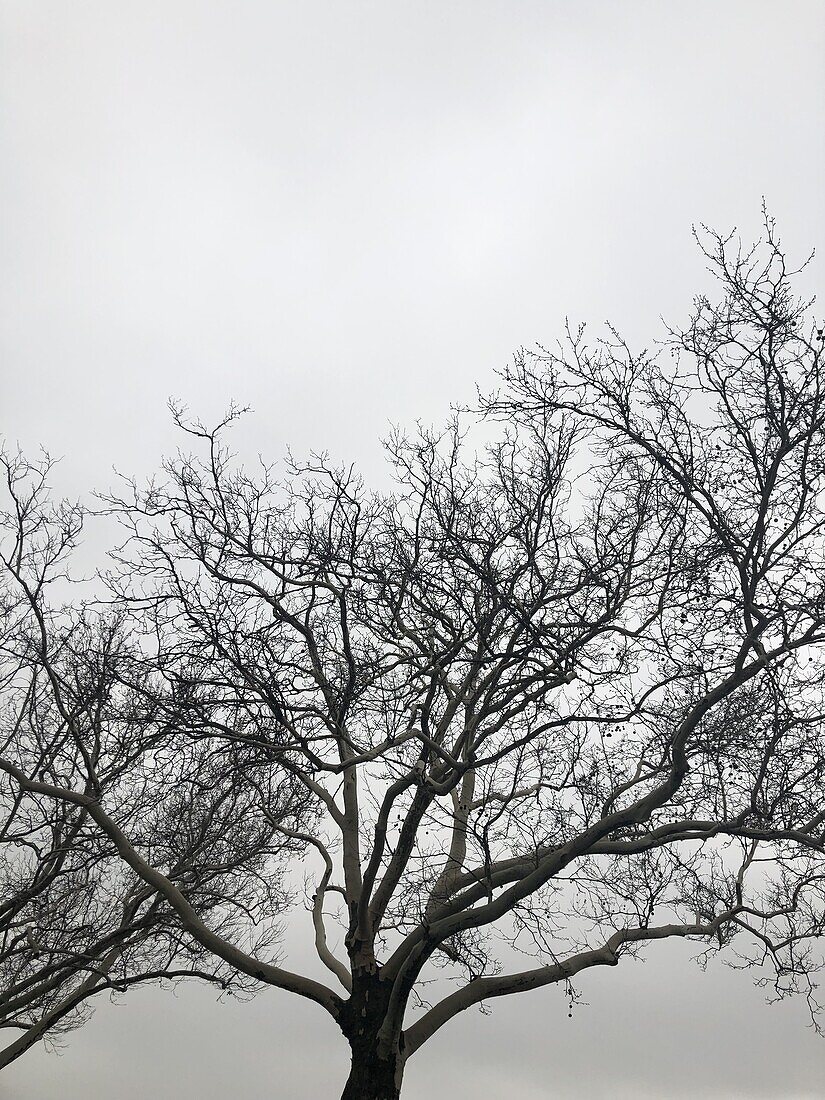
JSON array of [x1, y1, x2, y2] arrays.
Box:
[[0, 760, 344, 1020], [404, 914, 737, 1055]]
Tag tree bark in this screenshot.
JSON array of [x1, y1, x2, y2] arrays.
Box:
[[340, 1050, 403, 1100], [338, 972, 405, 1100]]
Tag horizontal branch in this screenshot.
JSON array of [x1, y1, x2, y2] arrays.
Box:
[[404, 914, 736, 1056]]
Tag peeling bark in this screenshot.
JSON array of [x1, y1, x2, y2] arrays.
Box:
[[338, 973, 405, 1100]]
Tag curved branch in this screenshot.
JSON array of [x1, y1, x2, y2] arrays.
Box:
[[0, 759, 344, 1020], [272, 824, 352, 993], [404, 913, 738, 1056]]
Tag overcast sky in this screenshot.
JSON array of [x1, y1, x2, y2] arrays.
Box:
[[2, 2, 825, 1097]]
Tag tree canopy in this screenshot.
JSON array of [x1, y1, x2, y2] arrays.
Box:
[[3, 219, 825, 1098]]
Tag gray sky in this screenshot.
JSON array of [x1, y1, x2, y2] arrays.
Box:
[[2, 2, 825, 1097]]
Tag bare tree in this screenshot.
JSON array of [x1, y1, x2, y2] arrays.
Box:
[[0, 451, 305, 1068], [3, 219, 825, 1099]]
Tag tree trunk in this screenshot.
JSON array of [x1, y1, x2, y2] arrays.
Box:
[[340, 1049, 403, 1100], [338, 971, 405, 1100]]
